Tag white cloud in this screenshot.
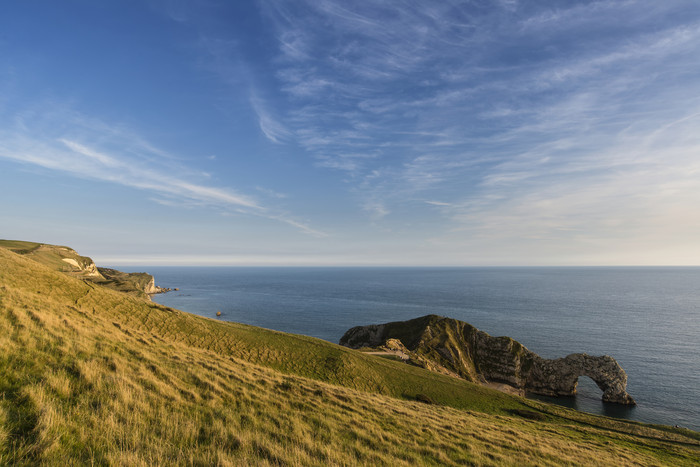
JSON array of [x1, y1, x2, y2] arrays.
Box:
[[256, 186, 288, 199], [0, 106, 327, 237], [146, 0, 700, 263], [267, 214, 328, 238], [425, 201, 452, 207], [249, 93, 292, 143], [435, 110, 700, 263], [277, 30, 311, 61], [363, 200, 389, 220]]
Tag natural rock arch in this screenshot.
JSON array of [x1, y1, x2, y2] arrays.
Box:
[[525, 353, 635, 404], [574, 375, 602, 395], [340, 314, 636, 405]]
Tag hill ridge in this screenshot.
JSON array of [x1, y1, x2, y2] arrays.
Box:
[[0, 239, 170, 299]]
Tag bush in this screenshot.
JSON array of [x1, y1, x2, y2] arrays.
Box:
[[415, 394, 434, 404]]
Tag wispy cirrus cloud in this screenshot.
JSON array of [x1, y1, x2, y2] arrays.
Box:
[[0, 104, 325, 237], [429, 108, 700, 264], [250, 1, 700, 253], [3, 0, 700, 264], [249, 92, 292, 144]]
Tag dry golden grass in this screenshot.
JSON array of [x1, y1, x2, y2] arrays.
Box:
[[0, 247, 698, 465]]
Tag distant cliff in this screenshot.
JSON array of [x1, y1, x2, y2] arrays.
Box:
[[340, 314, 635, 405], [0, 240, 104, 278], [96, 267, 171, 298], [0, 239, 170, 299]]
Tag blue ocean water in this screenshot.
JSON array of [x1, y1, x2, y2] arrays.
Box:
[[133, 266, 699, 431]]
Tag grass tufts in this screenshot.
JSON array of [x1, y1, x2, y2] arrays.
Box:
[[0, 245, 698, 465]]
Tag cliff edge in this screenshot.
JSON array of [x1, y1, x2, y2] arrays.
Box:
[[0, 239, 170, 299], [340, 314, 635, 405]]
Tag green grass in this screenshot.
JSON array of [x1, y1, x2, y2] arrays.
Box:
[[0, 245, 698, 465], [0, 239, 96, 274], [92, 268, 154, 299], [0, 239, 43, 254], [0, 239, 155, 299]]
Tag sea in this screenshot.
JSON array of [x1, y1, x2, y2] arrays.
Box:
[[124, 266, 699, 431]]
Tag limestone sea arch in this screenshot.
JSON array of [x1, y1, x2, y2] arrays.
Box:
[[340, 314, 635, 405]]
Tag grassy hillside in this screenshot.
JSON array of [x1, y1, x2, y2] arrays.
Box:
[[0, 239, 161, 299], [0, 240, 99, 275], [93, 267, 160, 299], [0, 246, 698, 465]]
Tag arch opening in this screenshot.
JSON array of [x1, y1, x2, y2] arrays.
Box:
[[575, 375, 604, 399]]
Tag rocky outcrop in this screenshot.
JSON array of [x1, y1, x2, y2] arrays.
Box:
[[60, 256, 103, 278], [98, 268, 171, 297], [143, 276, 170, 295], [340, 315, 635, 405], [1, 239, 172, 300], [527, 353, 635, 404]]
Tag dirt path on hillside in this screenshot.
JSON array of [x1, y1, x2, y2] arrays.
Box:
[[483, 382, 525, 396], [362, 350, 410, 361]]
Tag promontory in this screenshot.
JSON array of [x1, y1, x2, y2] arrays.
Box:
[[340, 314, 636, 404]]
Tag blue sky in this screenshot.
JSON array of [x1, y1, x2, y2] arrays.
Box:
[[1, 1, 700, 266]]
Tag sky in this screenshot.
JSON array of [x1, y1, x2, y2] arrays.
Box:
[[1, 1, 700, 266]]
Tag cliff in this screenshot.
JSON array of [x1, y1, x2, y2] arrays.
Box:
[[96, 267, 171, 297], [340, 314, 636, 405], [0, 239, 105, 279], [0, 239, 170, 299]]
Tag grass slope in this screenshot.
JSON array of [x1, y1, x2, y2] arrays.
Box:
[[0, 240, 97, 275], [0, 239, 155, 299], [93, 268, 155, 299], [0, 246, 698, 465]]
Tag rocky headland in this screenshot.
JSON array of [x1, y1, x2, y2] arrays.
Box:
[[97, 267, 171, 297], [0, 239, 171, 299], [340, 314, 635, 405]]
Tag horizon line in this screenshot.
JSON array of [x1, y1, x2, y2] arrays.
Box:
[[100, 261, 700, 268]]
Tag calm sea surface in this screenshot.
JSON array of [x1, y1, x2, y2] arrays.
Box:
[[127, 266, 699, 430]]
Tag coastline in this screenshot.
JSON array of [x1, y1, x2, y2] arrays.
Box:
[[149, 266, 700, 431]]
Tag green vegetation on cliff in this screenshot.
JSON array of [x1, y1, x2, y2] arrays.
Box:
[[0, 239, 165, 299], [93, 267, 162, 298], [0, 245, 698, 465], [0, 240, 98, 275]]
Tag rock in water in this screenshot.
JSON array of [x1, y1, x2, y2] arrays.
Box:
[[340, 314, 635, 405]]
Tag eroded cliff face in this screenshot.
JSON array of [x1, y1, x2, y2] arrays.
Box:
[[1, 240, 172, 300], [97, 268, 171, 298], [340, 315, 635, 405], [527, 353, 635, 404], [143, 276, 170, 295], [41, 245, 106, 279], [61, 257, 103, 277]]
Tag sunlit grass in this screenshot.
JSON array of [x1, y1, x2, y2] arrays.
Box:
[[0, 247, 698, 465]]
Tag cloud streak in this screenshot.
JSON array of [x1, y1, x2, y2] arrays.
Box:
[[0, 105, 325, 237], [4, 1, 700, 264], [245, 1, 700, 259], [250, 92, 292, 144]]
